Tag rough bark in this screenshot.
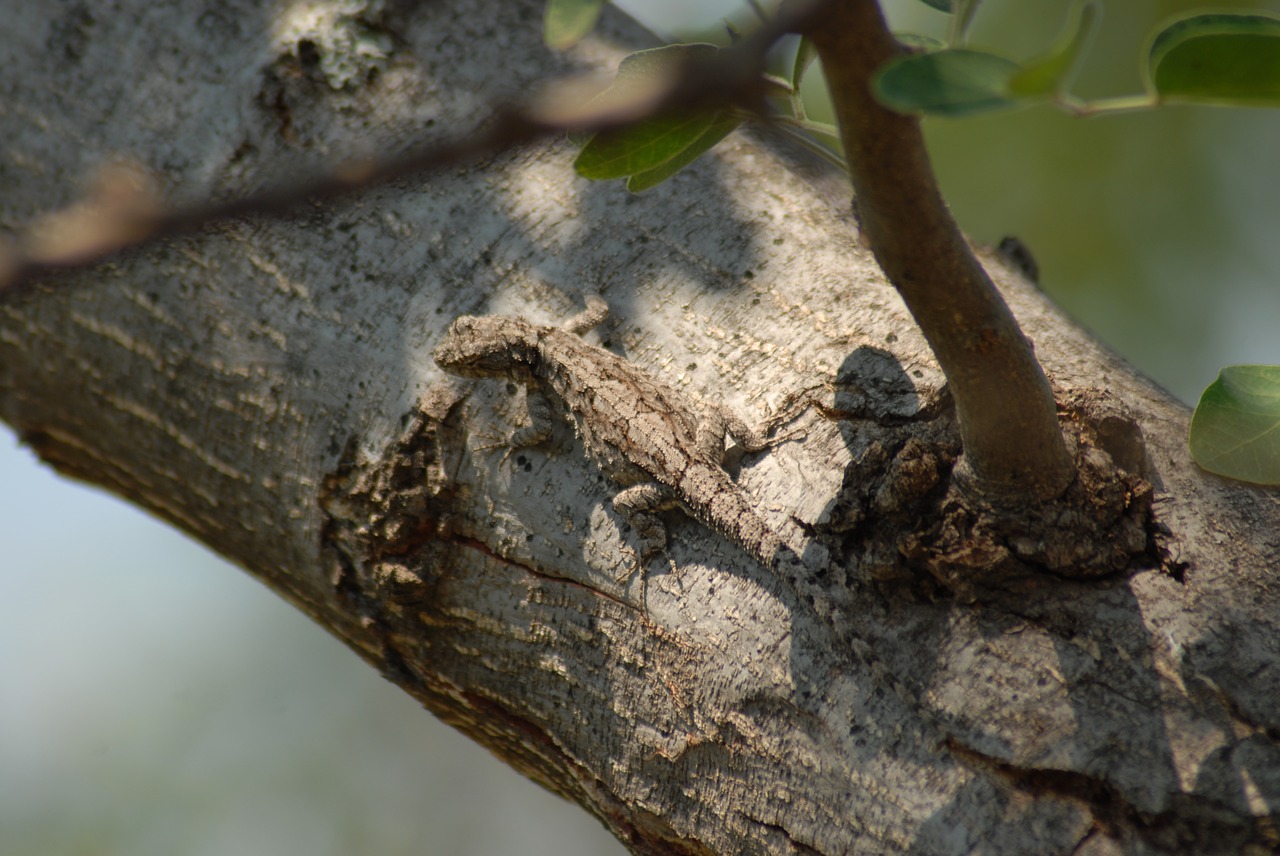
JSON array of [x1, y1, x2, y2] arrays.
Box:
[[3, 1, 1279, 854]]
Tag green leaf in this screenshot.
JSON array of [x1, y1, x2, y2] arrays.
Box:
[[873, 49, 1022, 116], [1189, 365, 1280, 484], [543, 0, 606, 50], [572, 43, 736, 189], [584, 43, 721, 117], [575, 112, 718, 180], [1149, 13, 1280, 106], [917, 0, 953, 11], [626, 112, 740, 192], [1008, 1, 1098, 98], [615, 42, 719, 84]]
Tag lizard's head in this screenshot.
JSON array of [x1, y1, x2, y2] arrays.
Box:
[[433, 314, 535, 378]]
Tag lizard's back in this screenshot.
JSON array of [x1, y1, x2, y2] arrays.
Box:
[[535, 327, 707, 489]]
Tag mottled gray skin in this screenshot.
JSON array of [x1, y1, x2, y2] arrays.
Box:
[[433, 297, 796, 571]]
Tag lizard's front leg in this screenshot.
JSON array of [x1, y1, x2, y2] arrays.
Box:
[[612, 483, 681, 561], [507, 387, 554, 449], [697, 403, 806, 469], [474, 386, 552, 463]]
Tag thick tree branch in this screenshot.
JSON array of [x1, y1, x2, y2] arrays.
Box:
[[800, 0, 1075, 500]]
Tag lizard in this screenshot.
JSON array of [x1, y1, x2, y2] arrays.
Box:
[[432, 295, 806, 578]]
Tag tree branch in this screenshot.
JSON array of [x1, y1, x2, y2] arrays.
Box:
[[799, 0, 1075, 500]]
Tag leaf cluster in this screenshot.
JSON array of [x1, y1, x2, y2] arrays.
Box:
[[876, 5, 1280, 117]]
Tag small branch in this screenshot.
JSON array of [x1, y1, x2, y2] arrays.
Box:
[[769, 114, 841, 141], [797, 0, 1075, 501], [1058, 93, 1159, 118], [762, 121, 847, 172]]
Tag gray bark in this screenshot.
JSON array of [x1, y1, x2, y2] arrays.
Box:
[[3, 1, 1278, 853]]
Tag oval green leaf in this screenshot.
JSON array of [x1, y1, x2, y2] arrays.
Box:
[[544, 0, 606, 50], [616, 42, 719, 83], [574, 44, 720, 123], [1149, 13, 1280, 106], [873, 49, 1023, 116], [1189, 365, 1280, 484], [626, 112, 740, 192], [573, 43, 736, 187], [575, 111, 718, 180]]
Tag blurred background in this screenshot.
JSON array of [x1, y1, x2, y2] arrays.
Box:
[[5, 1, 1280, 853]]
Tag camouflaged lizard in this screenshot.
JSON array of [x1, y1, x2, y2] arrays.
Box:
[[433, 296, 804, 575]]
